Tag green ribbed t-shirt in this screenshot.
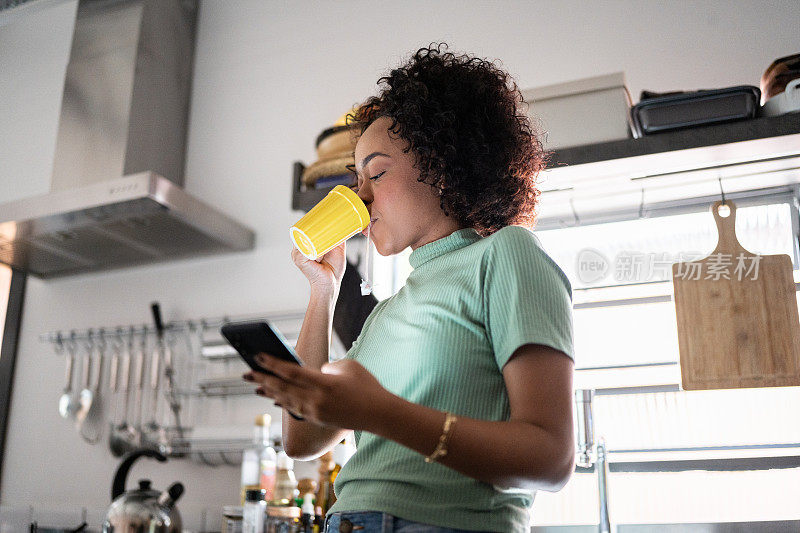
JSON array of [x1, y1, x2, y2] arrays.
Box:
[[327, 226, 574, 532]]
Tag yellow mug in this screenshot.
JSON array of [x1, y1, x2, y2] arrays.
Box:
[[290, 185, 370, 260]]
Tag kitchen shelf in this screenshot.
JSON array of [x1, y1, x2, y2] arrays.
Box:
[[549, 112, 800, 169], [181, 376, 257, 397], [167, 436, 284, 464], [541, 115, 800, 192], [292, 161, 337, 212], [290, 114, 800, 213]]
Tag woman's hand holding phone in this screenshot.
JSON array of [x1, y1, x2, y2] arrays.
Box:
[[222, 321, 306, 419], [243, 353, 394, 432]]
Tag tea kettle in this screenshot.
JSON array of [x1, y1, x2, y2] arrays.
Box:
[[102, 449, 184, 532]]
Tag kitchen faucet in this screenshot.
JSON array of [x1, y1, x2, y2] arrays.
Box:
[[575, 389, 614, 533]]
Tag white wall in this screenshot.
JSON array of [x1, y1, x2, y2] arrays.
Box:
[[0, 0, 74, 203], [1, 0, 799, 529]]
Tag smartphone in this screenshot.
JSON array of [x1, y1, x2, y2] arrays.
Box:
[[220, 320, 305, 420]]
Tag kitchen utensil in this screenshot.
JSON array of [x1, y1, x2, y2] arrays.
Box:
[[109, 335, 134, 457], [144, 326, 162, 443], [108, 338, 121, 422], [120, 333, 134, 426], [102, 449, 184, 533], [178, 325, 201, 432], [80, 333, 106, 444], [290, 184, 370, 260], [109, 425, 128, 459], [163, 333, 182, 428], [672, 200, 800, 390], [152, 303, 184, 447], [58, 336, 79, 419], [132, 329, 147, 440], [75, 336, 94, 425]]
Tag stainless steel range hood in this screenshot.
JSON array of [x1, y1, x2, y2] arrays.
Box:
[[0, 0, 255, 278], [0, 172, 255, 277]]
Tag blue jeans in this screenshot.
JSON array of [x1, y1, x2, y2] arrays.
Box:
[[325, 511, 489, 532]]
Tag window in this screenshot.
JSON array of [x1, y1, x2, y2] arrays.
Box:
[[531, 198, 800, 525]]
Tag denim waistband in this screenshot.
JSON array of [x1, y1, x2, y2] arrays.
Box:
[[324, 511, 488, 533]]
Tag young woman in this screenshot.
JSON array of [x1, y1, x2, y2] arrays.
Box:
[[244, 44, 575, 533]]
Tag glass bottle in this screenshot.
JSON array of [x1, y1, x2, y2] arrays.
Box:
[[258, 414, 278, 501], [274, 450, 299, 504], [315, 451, 335, 513], [241, 414, 277, 504]]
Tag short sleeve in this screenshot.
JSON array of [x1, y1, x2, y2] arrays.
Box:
[[483, 226, 574, 369]]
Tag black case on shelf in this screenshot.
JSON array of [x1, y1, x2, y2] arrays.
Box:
[[631, 86, 761, 137]]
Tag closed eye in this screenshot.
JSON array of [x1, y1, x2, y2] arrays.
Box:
[[347, 168, 385, 193]]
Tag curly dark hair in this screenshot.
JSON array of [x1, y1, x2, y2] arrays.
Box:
[[347, 43, 548, 236]]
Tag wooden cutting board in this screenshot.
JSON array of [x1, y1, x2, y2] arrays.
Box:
[[672, 200, 800, 390]]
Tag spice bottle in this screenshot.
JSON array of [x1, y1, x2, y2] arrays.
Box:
[[242, 489, 266, 533]]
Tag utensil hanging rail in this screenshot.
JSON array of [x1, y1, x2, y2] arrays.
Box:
[[38, 310, 307, 346]]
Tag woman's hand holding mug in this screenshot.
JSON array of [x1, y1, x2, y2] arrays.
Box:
[[291, 240, 347, 295]]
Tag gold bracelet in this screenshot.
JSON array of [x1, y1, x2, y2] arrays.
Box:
[[424, 412, 457, 463]]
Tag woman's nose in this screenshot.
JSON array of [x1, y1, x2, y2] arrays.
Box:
[[356, 180, 372, 204]]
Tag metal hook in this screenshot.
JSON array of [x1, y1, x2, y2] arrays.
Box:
[[139, 325, 149, 350], [111, 327, 124, 354], [128, 325, 136, 350], [718, 177, 726, 206], [96, 328, 107, 352], [65, 331, 77, 356], [54, 332, 65, 355], [638, 188, 646, 219], [569, 197, 581, 226], [220, 450, 235, 466], [167, 327, 178, 348], [84, 329, 95, 352], [197, 450, 214, 466]]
